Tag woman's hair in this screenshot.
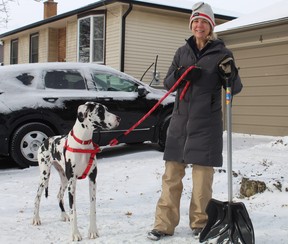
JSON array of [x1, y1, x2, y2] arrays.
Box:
[[208, 32, 218, 41]]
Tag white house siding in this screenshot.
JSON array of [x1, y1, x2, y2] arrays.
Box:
[[124, 6, 191, 84], [66, 20, 77, 62], [47, 28, 58, 62], [219, 24, 288, 136], [106, 5, 122, 70], [3, 42, 9, 64], [18, 35, 29, 63]]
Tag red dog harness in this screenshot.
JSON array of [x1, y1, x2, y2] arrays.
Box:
[[64, 130, 101, 179]]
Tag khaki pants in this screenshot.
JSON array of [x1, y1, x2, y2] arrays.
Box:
[[153, 161, 214, 235]]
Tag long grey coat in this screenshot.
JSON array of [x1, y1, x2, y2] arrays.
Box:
[[163, 36, 242, 167]]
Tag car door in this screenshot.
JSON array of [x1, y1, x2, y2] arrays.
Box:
[[88, 71, 159, 145], [41, 68, 160, 146]]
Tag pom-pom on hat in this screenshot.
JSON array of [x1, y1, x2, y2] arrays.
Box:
[[189, 2, 215, 30]]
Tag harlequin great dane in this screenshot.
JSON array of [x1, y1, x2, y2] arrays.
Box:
[[32, 102, 120, 241]]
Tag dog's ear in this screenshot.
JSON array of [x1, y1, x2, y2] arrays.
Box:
[[77, 104, 88, 123], [85, 102, 96, 113]]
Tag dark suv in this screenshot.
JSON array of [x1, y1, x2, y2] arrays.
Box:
[[0, 62, 174, 168]]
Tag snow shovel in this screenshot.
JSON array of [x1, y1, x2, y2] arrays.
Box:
[[199, 57, 255, 244]]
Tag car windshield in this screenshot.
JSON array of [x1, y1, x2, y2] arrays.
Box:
[[91, 73, 138, 92]]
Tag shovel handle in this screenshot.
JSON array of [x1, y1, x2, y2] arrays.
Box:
[[226, 78, 233, 203]]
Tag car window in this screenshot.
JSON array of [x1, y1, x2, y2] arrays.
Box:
[[44, 70, 86, 89], [92, 73, 138, 92]]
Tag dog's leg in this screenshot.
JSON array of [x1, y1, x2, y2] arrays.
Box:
[[32, 156, 51, 225], [67, 176, 82, 241], [57, 168, 70, 222], [88, 165, 99, 239]]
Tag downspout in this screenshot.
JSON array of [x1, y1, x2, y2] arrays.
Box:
[[120, 2, 133, 72]]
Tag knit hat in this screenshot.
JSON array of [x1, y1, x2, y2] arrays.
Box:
[[189, 2, 215, 30]]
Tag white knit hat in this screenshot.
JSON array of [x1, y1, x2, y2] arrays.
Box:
[[189, 2, 215, 30]]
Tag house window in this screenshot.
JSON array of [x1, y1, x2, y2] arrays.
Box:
[[78, 15, 105, 63], [10, 39, 18, 64], [30, 33, 39, 63]]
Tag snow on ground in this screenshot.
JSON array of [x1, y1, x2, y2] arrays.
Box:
[[0, 133, 287, 244]]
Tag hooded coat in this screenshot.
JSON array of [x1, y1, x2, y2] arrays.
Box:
[[163, 36, 243, 167]]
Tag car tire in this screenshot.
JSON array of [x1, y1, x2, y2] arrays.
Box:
[[10, 122, 55, 168], [158, 118, 170, 152]]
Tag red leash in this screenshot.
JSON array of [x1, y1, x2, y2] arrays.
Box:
[[64, 130, 101, 180], [109, 65, 197, 146]]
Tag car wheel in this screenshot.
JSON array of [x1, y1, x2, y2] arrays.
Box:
[[10, 122, 55, 168], [158, 118, 170, 152]]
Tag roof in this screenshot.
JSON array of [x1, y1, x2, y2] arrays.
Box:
[[215, 0, 288, 33], [0, 0, 235, 38]]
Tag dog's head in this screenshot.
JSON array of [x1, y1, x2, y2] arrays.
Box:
[[77, 102, 120, 130]]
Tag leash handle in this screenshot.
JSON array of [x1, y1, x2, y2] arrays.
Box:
[[109, 66, 197, 146]]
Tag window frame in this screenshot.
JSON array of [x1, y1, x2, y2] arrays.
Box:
[[29, 33, 39, 63], [10, 39, 18, 64], [77, 13, 106, 64]]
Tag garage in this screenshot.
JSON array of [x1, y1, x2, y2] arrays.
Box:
[[216, 1, 288, 136]]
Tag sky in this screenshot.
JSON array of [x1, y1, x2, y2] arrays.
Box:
[[0, 133, 288, 243], [0, 0, 285, 34]]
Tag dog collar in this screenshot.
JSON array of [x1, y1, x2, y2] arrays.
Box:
[[70, 130, 92, 145]]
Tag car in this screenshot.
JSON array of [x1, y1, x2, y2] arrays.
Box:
[[0, 62, 174, 168]]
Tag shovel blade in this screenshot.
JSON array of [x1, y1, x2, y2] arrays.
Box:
[[200, 199, 255, 244]]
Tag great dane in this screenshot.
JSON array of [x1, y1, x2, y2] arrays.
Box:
[[32, 102, 120, 241]]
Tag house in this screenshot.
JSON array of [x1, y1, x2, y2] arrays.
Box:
[[0, 0, 234, 84], [215, 0, 288, 136]]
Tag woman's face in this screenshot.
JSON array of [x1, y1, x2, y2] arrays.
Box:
[[191, 18, 211, 41]]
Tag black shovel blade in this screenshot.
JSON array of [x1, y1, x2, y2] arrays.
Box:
[[200, 199, 255, 244]]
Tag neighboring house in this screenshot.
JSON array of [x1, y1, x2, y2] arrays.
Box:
[[0, 0, 234, 84], [215, 0, 288, 137]]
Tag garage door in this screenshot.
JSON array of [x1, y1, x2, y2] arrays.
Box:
[[230, 42, 288, 136]]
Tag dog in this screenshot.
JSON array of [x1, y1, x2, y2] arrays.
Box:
[[32, 102, 120, 241]]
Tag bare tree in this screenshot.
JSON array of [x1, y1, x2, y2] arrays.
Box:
[[0, 0, 16, 26], [0, 0, 43, 27]]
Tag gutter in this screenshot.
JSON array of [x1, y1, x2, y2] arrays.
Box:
[[120, 2, 133, 72], [0, 0, 235, 38]]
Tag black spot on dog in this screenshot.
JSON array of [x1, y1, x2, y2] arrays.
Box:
[[89, 167, 97, 184], [78, 112, 85, 123], [65, 159, 73, 180], [43, 139, 50, 150], [86, 102, 96, 113], [51, 146, 61, 161], [97, 105, 105, 121], [59, 200, 65, 212], [68, 192, 74, 209], [45, 188, 48, 198]]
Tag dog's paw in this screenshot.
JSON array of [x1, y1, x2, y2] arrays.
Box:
[[88, 229, 99, 239], [32, 217, 41, 225], [60, 212, 70, 222], [72, 231, 82, 242]]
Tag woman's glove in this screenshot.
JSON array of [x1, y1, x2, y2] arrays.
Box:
[[174, 66, 202, 81], [218, 56, 238, 81]]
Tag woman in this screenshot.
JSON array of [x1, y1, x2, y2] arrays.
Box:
[[147, 2, 242, 241]]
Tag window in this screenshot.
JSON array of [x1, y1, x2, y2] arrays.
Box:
[[10, 39, 18, 64], [78, 15, 105, 63], [44, 70, 86, 89], [30, 33, 39, 63], [92, 73, 138, 92]]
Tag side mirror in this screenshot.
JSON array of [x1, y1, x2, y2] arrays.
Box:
[[137, 86, 149, 97]]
